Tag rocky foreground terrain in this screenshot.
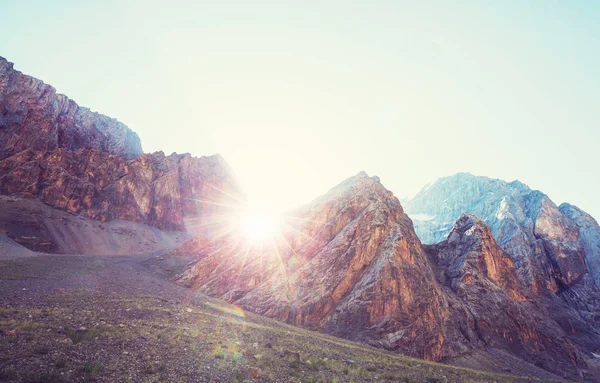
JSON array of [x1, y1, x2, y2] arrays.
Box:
[[0, 241, 562, 383], [2, 55, 600, 382]]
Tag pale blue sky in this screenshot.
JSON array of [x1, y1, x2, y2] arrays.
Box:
[[1, 1, 599, 218]]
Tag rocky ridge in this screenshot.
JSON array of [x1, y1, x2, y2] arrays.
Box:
[[0, 148, 238, 231], [0, 56, 241, 234], [176, 173, 593, 380], [404, 173, 599, 294], [0, 56, 142, 160], [424, 213, 585, 378], [402, 173, 600, 377]]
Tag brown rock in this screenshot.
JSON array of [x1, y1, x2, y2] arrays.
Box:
[[177, 174, 461, 361], [0, 56, 142, 160], [0, 57, 241, 234], [247, 366, 261, 378], [0, 148, 239, 231], [425, 213, 585, 378]]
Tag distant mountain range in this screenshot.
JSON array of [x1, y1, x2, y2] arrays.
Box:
[[2, 55, 600, 381], [404, 172, 600, 293]]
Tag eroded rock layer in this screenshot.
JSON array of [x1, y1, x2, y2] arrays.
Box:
[[0, 148, 238, 232]]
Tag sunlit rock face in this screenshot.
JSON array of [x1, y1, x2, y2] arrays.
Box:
[[178, 173, 461, 361], [0, 56, 240, 233], [404, 173, 593, 293], [0, 148, 238, 232], [0, 56, 142, 160], [176, 174, 590, 379]]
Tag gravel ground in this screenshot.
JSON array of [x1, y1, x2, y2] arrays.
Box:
[[0, 253, 564, 383]]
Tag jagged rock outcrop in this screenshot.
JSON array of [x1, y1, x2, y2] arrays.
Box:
[[0, 148, 239, 232], [0, 56, 142, 160], [0, 57, 241, 235], [176, 173, 591, 380], [425, 214, 585, 378], [404, 173, 600, 376]]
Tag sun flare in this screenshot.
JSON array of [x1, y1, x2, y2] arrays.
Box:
[[232, 206, 282, 245]]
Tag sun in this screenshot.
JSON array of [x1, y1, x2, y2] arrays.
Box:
[[231, 205, 282, 245], [241, 212, 278, 243]]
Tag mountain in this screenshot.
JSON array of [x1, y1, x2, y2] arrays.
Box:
[[424, 213, 584, 377], [0, 57, 142, 160], [0, 148, 238, 231], [0, 56, 241, 236], [404, 173, 600, 368], [404, 173, 599, 294], [2, 55, 599, 380], [178, 173, 458, 361], [175, 173, 592, 380]]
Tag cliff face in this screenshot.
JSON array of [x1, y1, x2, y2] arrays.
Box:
[[176, 174, 590, 379], [560, 203, 600, 289], [0, 57, 240, 234], [0, 57, 142, 160], [425, 214, 585, 378], [0, 148, 238, 232]]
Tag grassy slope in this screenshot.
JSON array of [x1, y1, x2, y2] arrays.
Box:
[[0, 255, 565, 383]]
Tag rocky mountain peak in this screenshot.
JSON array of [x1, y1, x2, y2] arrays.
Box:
[[312, 171, 389, 205], [0, 56, 143, 160], [560, 202, 598, 225], [404, 173, 595, 291], [176, 173, 457, 361], [429, 213, 523, 295], [449, 213, 489, 238], [507, 179, 532, 193], [405, 173, 600, 379]]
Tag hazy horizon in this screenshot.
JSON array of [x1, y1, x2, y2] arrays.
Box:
[[1, 1, 599, 218]]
